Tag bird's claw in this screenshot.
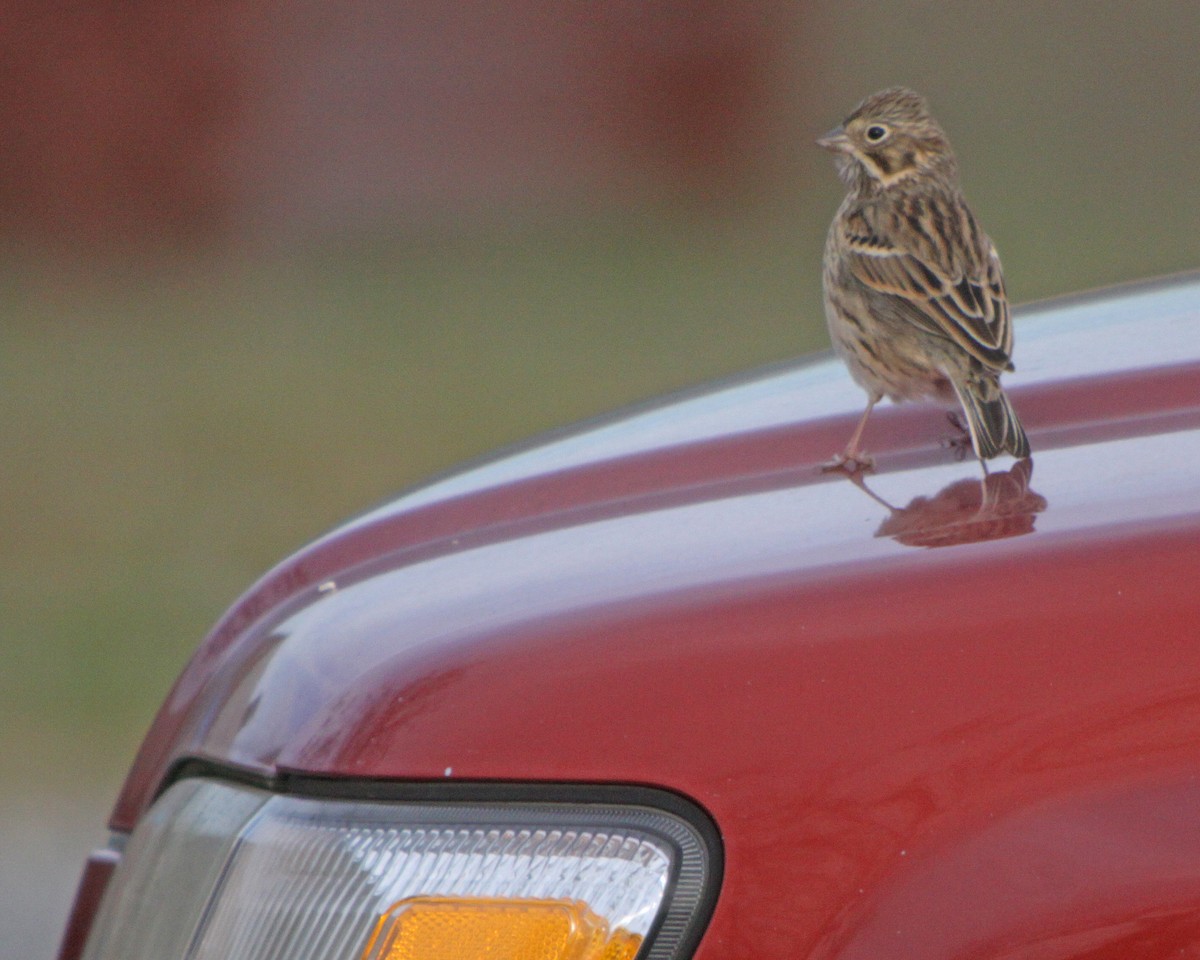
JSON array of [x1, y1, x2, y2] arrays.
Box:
[[941, 411, 972, 462], [939, 432, 972, 462], [820, 451, 876, 475]]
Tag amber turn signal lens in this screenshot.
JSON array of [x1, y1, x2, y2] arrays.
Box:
[[361, 897, 643, 960]]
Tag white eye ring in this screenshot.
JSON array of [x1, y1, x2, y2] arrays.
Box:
[[865, 124, 889, 143]]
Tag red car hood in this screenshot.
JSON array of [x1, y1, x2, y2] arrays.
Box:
[[110, 273, 1200, 956]]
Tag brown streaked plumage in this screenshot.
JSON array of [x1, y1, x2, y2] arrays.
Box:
[[818, 86, 1029, 471]]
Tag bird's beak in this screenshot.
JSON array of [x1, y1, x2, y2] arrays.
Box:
[[816, 126, 852, 153]]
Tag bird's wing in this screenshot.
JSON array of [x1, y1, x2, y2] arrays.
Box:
[[842, 199, 1013, 370]]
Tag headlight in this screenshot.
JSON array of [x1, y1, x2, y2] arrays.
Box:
[[82, 777, 717, 960]]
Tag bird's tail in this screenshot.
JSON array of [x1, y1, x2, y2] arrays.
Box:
[[951, 378, 1030, 461]]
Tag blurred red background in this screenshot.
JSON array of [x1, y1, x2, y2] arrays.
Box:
[[1, 2, 810, 255]]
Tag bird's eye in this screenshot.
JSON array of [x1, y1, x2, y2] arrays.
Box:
[[865, 124, 888, 142]]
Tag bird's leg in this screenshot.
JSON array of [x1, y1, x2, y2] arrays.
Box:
[[821, 394, 879, 474], [844, 396, 878, 460]]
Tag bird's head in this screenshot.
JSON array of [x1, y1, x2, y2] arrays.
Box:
[[818, 87, 957, 191]]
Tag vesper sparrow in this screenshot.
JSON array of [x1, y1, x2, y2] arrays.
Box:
[[819, 87, 1029, 471]]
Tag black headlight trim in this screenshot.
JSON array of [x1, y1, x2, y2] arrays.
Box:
[[163, 756, 723, 960]]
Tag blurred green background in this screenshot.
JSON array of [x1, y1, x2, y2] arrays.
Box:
[[4, 1, 1200, 954]]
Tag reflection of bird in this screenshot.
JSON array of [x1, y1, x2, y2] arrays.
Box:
[[819, 87, 1029, 472], [852, 457, 1046, 548]]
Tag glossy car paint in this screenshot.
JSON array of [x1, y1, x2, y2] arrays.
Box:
[[66, 275, 1200, 960]]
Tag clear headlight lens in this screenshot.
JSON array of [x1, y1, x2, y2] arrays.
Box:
[[82, 778, 714, 960]]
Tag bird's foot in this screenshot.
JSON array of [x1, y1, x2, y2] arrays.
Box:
[[940, 411, 972, 462], [820, 450, 876, 475]]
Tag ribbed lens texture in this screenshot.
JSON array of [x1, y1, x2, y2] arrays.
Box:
[[189, 794, 673, 960]]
